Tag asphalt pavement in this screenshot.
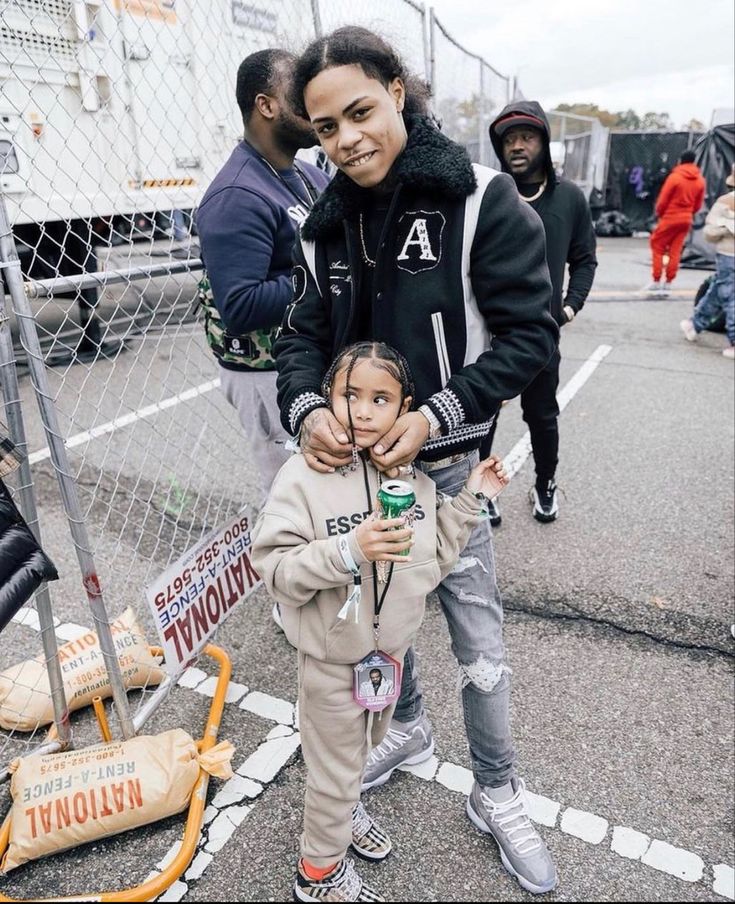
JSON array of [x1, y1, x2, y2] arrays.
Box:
[[0, 237, 732, 902]]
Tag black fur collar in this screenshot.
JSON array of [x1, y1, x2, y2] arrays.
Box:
[[302, 115, 477, 241]]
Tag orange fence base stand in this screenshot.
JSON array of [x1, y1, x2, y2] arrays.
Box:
[[0, 643, 232, 903]]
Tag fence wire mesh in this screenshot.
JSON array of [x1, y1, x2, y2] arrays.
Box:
[[547, 110, 610, 200], [430, 11, 510, 167], [0, 0, 513, 771]]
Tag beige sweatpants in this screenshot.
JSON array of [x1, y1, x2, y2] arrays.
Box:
[[298, 649, 407, 867]]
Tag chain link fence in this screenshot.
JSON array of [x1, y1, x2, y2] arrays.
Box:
[[547, 109, 610, 200], [429, 10, 510, 166], [0, 0, 515, 774]]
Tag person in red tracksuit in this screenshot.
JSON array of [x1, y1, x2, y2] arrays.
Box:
[[645, 149, 705, 296]]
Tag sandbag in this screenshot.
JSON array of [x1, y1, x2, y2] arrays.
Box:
[[0, 608, 165, 732], [1, 728, 234, 873]]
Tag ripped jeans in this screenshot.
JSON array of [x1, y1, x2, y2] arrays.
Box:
[[395, 450, 517, 788]]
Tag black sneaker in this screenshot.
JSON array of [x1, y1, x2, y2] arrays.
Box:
[[486, 498, 502, 527], [293, 858, 384, 902], [530, 480, 558, 523]]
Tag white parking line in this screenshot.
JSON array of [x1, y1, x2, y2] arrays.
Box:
[[504, 344, 613, 480], [28, 378, 221, 465], [8, 609, 734, 901]]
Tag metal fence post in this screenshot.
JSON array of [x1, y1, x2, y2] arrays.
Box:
[[429, 7, 437, 102], [478, 61, 486, 165], [420, 2, 432, 86], [310, 0, 323, 36], [0, 193, 136, 741], [0, 262, 72, 756]]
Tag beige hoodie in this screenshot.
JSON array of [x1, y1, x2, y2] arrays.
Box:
[[251, 454, 484, 664], [703, 191, 735, 256]]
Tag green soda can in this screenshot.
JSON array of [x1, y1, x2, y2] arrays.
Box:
[[377, 480, 416, 556]]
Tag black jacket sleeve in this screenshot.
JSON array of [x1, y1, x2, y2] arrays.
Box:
[[436, 173, 559, 424], [0, 479, 58, 634], [564, 186, 598, 314], [273, 236, 333, 435]]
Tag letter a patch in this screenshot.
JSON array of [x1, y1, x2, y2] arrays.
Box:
[[396, 210, 445, 274]]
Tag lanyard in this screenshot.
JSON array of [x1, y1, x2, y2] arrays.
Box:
[[360, 456, 394, 650]]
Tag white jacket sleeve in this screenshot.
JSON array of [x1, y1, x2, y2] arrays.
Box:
[[435, 486, 485, 581]]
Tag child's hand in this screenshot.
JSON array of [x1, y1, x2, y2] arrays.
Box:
[[354, 513, 414, 562], [466, 456, 509, 500]]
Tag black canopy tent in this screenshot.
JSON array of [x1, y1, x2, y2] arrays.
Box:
[[603, 131, 702, 231], [680, 123, 735, 269]]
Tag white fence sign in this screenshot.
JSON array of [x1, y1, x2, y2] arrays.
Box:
[[145, 509, 261, 673]]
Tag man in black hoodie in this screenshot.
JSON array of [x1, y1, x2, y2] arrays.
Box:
[[484, 101, 597, 523]]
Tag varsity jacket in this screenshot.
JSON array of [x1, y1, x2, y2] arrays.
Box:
[[274, 115, 558, 462], [250, 454, 483, 663]]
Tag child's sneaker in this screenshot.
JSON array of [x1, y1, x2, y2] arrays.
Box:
[[351, 801, 392, 861], [293, 858, 384, 902], [723, 345, 735, 359]]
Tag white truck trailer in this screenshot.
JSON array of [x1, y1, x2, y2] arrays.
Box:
[[0, 0, 311, 279]]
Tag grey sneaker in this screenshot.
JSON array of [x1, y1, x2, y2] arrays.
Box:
[[641, 280, 664, 296], [466, 778, 558, 895], [361, 712, 434, 791], [294, 858, 384, 902], [351, 801, 392, 861]]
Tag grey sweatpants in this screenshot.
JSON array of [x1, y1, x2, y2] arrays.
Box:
[[219, 367, 291, 501], [298, 648, 408, 867]]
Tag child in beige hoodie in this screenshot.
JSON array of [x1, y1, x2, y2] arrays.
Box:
[[251, 341, 508, 903]]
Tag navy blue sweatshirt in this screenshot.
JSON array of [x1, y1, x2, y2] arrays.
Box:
[[196, 141, 330, 340]]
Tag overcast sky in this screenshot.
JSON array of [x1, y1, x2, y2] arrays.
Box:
[[427, 0, 734, 128]]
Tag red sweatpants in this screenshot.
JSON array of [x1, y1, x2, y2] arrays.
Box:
[[650, 219, 691, 282]]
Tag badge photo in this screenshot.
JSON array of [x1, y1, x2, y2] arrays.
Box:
[[353, 650, 401, 712]]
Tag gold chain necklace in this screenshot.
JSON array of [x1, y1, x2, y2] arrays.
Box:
[[358, 213, 376, 268], [520, 178, 547, 203]]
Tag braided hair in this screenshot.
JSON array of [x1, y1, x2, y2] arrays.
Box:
[[322, 341, 414, 447], [321, 341, 414, 404]]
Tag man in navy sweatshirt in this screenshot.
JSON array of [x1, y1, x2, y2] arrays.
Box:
[[483, 100, 597, 524], [196, 49, 330, 500]]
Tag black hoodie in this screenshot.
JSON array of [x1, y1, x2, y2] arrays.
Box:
[[490, 100, 597, 325]]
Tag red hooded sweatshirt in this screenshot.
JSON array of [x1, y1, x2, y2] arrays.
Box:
[[655, 162, 706, 224]]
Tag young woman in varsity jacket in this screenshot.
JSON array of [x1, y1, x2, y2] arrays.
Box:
[[273, 27, 559, 898]]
